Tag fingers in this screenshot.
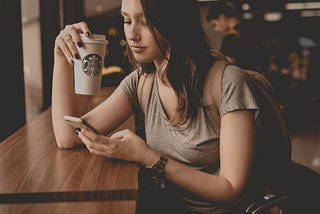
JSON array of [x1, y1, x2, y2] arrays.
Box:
[[63, 26, 81, 61], [75, 21, 92, 37], [78, 129, 119, 157], [110, 129, 131, 139], [55, 21, 92, 65], [78, 131, 103, 152], [81, 128, 99, 141], [55, 36, 74, 65]]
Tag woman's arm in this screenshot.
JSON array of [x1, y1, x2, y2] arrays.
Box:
[[52, 65, 133, 149], [52, 22, 133, 149], [51, 29, 83, 148], [78, 109, 255, 203], [164, 109, 255, 203], [81, 87, 134, 136]]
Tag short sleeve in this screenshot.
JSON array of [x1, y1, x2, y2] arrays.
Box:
[[220, 65, 260, 121], [118, 68, 144, 117]]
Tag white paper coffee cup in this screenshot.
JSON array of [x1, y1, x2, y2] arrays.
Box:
[[74, 34, 108, 95]]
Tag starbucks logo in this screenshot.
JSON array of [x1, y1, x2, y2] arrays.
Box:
[[82, 54, 102, 77]]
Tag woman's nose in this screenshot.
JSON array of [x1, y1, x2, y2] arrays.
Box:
[[126, 24, 141, 42]]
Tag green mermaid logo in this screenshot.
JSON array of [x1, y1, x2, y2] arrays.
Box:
[[82, 54, 102, 77]]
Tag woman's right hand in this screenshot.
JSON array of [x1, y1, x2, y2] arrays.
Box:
[[54, 21, 92, 66], [52, 22, 93, 149]]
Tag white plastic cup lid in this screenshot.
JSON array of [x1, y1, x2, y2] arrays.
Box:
[[80, 34, 108, 44]]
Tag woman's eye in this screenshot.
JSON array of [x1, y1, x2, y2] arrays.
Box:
[[123, 20, 132, 24]]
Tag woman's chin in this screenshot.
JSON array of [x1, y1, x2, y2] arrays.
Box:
[[134, 56, 153, 64]]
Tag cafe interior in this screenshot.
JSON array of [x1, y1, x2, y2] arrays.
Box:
[[1, 0, 320, 213]]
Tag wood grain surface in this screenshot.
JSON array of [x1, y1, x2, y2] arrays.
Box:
[[0, 87, 138, 207], [0, 200, 136, 214]]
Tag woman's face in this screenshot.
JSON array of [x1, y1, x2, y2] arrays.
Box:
[[121, 0, 164, 66]]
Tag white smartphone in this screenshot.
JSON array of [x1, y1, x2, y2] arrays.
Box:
[[63, 115, 101, 135]]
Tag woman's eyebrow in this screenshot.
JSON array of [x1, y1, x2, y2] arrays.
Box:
[[121, 11, 144, 18]]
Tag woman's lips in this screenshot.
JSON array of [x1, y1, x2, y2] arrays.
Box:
[[131, 46, 146, 53]]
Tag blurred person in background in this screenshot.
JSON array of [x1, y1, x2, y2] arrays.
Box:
[[206, 0, 258, 71]]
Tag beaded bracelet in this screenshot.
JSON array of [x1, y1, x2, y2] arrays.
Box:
[[145, 155, 168, 178]]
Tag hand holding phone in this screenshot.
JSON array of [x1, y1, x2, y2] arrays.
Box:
[[64, 115, 101, 135]]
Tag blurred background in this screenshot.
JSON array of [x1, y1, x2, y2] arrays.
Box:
[[1, 0, 319, 172]]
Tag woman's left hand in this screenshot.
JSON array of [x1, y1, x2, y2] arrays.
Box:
[[78, 128, 159, 164]]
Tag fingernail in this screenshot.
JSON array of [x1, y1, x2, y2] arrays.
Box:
[[75, 127, 81, 134], [77, 42, 83, 48], [85, 32, 90, 37], [74, 53, 80, 59], [70, 59, 74, 65]]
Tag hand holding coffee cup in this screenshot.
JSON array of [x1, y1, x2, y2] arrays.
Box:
[[56, 22, 108, 95], [74, 34, 108, 95]]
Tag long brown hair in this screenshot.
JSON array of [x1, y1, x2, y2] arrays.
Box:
[[129, 0, 220, 125]]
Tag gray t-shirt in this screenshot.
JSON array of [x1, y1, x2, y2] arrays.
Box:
[[119, 65, 259, 213]]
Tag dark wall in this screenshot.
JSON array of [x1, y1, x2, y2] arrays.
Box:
[[40, 0, 83, 109], [0, 0, 26, 141], [40, 0, 61, 109], [63, 0, 84, 25]]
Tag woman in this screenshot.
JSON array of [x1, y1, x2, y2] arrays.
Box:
[[52, 0, 264, 213]]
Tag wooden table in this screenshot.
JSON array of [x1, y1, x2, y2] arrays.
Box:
[[0, 87, 138, 214]]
